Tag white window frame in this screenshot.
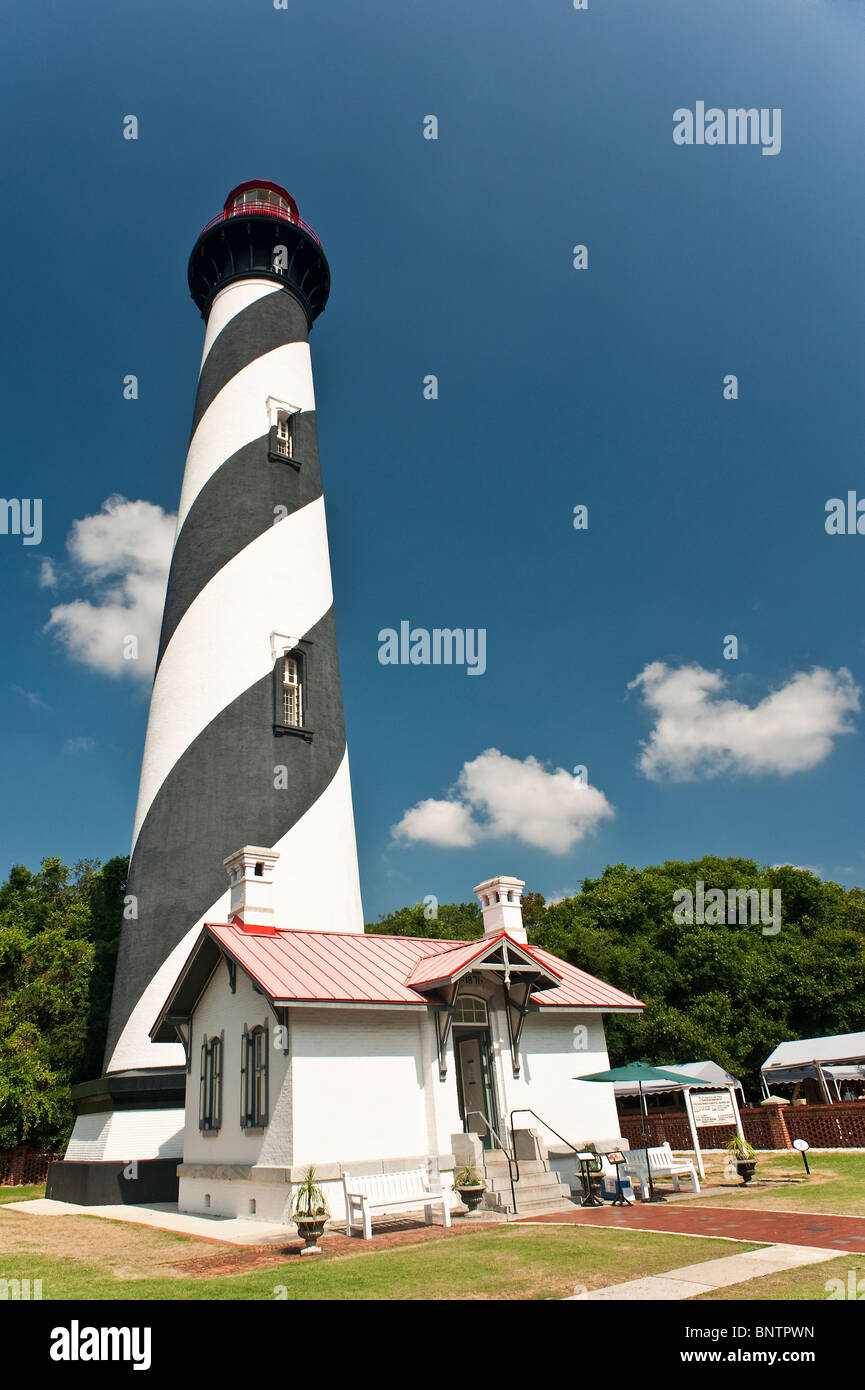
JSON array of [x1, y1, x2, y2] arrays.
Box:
[[283, 654, 303, 728]]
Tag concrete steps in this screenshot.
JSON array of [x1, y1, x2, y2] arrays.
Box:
[[480, 1147, 574, 1216]]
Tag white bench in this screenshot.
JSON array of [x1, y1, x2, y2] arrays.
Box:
[[625, 1142, 700, 1196], [343, 1166, 452, 1239]]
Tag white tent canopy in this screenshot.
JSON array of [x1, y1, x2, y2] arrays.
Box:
[[761, 1031, 865, 1094]]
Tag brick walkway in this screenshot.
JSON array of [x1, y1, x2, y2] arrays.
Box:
[[177, 1215, 501, 1276], [519, 1203, 865, 1252]]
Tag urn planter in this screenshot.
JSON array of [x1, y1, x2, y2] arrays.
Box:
[[455, 1184, 486, 1213]]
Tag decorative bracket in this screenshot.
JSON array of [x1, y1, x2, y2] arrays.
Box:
[[167, 1013, 193, 1073], [433, 980, 464, 1080], [503, 980, 536, 1079], [222, 954, 237, 994], [266, 1003, 291, 1055]]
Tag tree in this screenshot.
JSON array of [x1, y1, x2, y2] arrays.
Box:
[[0, 855, 127, 1150], [366, 892, 548, 940]]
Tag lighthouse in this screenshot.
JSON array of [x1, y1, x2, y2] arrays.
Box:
[[51, 183, 364, 1200]]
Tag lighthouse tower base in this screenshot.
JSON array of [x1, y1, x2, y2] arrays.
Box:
[[46, 1068, 185, 1205]]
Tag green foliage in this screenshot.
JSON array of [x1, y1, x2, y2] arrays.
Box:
[[453, 1162, 485, 1188], [0, 855, 127, 1150], [366, 893, 549, 941], [726, 1135, 756, 1160], [291, 1166, 330, 1219], [366, 899, 483, 940]]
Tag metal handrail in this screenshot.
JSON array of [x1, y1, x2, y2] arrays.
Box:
[[198, 202, 322, 247], [509, 1107, 586, 1162], [464, 1110, 520, 1214], [509, 1107, 603, 1204]]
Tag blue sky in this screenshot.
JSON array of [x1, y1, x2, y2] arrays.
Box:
[[1, 0, 864, 919]]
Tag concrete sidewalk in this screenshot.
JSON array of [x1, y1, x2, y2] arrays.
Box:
[[2, 1198, 295, 1246], [566, 1243, 840, 1300]]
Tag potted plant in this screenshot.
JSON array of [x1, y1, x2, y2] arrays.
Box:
[[452, 1162, 487, 1212], [291, 1166, 330, 1254], [726, 1135, 757, 1185]]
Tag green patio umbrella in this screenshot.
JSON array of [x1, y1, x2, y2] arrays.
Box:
[[574, 1060, 713, 1203]]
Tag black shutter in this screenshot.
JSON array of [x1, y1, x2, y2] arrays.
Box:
[[215, 1030, 224, 1132], [240, 1025, 249, 1128], [261, 1022, 269, 1126], [199, 1037, 207, 1131]]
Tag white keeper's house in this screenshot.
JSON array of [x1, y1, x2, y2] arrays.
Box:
[[152, 853, 643, 1223]]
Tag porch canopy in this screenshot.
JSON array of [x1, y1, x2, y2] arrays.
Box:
[[761, 1031, 865, 1100]]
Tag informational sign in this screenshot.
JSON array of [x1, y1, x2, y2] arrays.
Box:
[[690, 1090, 736, 1127]]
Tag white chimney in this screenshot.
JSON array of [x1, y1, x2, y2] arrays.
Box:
[[474, 876, 527, 943], [223, 846, 280, 928]]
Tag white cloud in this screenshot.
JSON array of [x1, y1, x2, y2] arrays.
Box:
[[46, 496, 175, 683], [63, 736, 95, 754], [629, 661, 860, 780], [11, 685, 51, 713], [393, 797, 482, 849], [38, 558, 58, 589], [392, 748, 615, 854]]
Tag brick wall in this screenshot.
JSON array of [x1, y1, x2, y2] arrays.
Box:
[[616, 1102, 865, 1151], [0, 1146, 61, 1187], [784, 1101, 865, 1149]]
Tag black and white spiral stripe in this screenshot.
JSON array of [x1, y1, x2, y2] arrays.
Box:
[[105, 280, 363, 1072]]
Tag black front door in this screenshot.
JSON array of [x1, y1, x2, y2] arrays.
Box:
[[455, 1028, 501, 1149]]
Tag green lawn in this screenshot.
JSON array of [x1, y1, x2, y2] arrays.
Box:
[[697, 1254, 865, 1302], [0, 1210, 757, 1301], [0, 1184, 45, 1204], [5, 1156, 865, 1300], [686, 1152, 865, 1216]]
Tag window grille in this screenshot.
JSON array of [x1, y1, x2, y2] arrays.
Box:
[[283, 655, 302, 727], [453, 995, 488, 1025], [275, 414, 293, 458]]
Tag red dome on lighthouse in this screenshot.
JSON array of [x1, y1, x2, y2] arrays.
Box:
[[223, 181, 300, 220]]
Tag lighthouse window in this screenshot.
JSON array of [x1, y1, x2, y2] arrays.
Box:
[[266, 397, 302, 470], [199, 1033, 223, 1133], [283, 656, 303, 727], [240, 1024, 269, 1129], [275, 412, 294, 459]]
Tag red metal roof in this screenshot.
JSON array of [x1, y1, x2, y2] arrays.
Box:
[[199, 923, 642, 1011]]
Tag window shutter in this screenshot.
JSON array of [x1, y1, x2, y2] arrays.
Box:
[[240, 1025, 249, 1128], [199, 1037, 207, 1131], [261, 1022, 269, 1127], [215, 1030, 224, 1132]]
